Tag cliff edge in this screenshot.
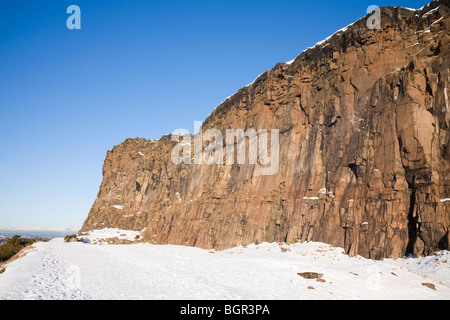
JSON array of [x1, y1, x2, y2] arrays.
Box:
[[80, 0, 450, 259]]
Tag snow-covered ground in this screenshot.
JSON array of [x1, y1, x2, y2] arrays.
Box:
[[0, 238, 449, 300], [77, 228, 145, 243]]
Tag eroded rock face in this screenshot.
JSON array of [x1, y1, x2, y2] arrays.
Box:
[[80, 0, 450, 259]]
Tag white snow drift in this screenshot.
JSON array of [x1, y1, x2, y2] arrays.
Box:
[[0, 238, 449, 300]]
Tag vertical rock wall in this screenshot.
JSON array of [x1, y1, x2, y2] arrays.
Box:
[[81, 1, 450, 259]]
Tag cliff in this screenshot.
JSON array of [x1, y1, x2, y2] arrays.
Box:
[[80, 0, 450, 259]]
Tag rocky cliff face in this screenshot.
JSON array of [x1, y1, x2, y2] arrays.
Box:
[[80, 0, 450, 259]]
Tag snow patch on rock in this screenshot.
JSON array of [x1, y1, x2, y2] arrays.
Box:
[[78, 228, 144, 244]]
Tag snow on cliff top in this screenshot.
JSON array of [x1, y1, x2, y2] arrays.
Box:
[[207, 3, 433, 122]]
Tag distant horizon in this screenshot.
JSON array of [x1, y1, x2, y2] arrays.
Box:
[[0, 227, 79, 239], [0, 226, 79, 232]]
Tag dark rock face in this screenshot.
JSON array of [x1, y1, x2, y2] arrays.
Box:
[[80, 0, 450, 259]]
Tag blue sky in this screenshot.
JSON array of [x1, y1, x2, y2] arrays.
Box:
[[0, 0, 429, 229]]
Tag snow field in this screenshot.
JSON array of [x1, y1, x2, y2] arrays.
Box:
[[0, 239, 449, 300]]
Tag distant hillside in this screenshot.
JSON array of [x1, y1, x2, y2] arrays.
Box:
[[0, 229, 77, 239]]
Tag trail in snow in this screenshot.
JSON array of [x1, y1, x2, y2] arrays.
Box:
[[0, 239, 449, 300], [3, 244, 90, 300]]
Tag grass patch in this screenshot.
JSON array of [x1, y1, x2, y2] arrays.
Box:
[[64, 234, 78, 243], [0, 236, 36, 263], [120, 138, 132, 147]]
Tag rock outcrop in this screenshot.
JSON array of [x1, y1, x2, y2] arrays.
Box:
[[80, 0, 450, 259]]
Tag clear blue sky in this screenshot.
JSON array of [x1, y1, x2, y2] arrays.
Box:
[[0, 0, 429, 229]]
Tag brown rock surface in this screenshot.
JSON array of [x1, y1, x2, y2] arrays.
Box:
[[80, 0, 450, 259]]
